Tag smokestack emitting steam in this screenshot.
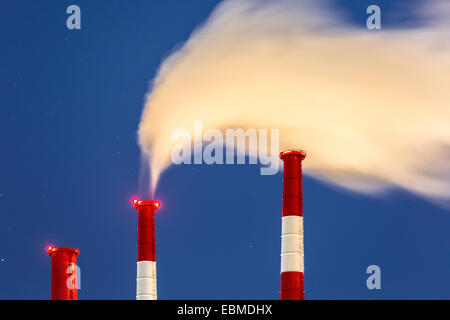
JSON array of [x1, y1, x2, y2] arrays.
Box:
[[280, 150, 305, 300], [47, 246, 79, 300], [138, 0, 450, 205], [134, 199, 160, 300]]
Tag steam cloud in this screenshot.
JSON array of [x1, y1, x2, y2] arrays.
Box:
[[138, 0, 450, 203]]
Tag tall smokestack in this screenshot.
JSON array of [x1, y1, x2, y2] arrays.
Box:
[[133, 199, 160, 300], [47, 246, 79, 300], [279, 150, 306, 300]]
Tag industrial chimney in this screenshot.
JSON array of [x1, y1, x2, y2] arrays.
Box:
[[279, 150, 306, 300], [47, 246, 80, 300], [133, 199, 160, 300]]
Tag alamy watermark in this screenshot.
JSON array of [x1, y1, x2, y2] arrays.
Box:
[[66, 5, 81, 30], [366, 5, 381, 30], [170, 121, 280, 175], [366, 265, 381, 290], [64, 5, 381, 31], [67, 264, 81, 290]]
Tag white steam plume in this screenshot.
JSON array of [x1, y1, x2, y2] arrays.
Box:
[[138, 0, 450, 203]]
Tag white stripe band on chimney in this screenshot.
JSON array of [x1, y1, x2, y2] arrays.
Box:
[[280, 216, 304, 273], [136, 261, 157, 300]]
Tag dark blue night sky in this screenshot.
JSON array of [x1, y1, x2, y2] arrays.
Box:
[[1, 0, 449, 299]]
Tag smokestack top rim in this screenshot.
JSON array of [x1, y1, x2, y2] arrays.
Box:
[[48, 247, 80, 257], [134, 199, 160, 210], [280, 149, 306, 160]]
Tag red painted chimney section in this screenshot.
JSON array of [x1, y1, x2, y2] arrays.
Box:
[[134, 199, 160, 300], [279, 150, 306, 300], [47, 246, 79, 300]]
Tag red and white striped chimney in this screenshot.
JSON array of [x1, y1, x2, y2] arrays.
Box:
[[133, 199, 160, 300], [47, 246, 79, 300], [279, 150, 306, 300]]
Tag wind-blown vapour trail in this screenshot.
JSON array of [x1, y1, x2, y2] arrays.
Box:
[[138, 0, 450, 204]]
